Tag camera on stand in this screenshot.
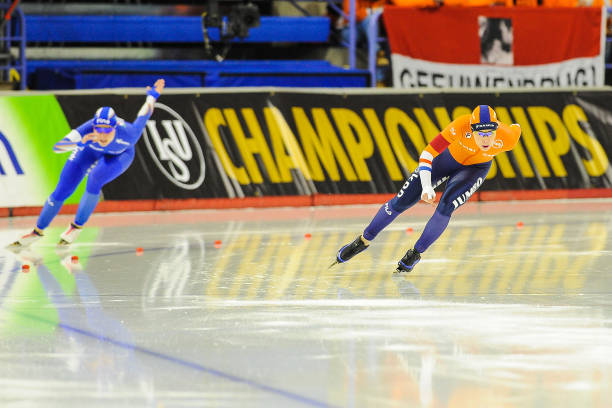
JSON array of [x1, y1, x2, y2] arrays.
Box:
[[202, 1, 260, 60], [227, 3, 260, 39]]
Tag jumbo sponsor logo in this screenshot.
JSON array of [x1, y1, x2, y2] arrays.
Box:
[[453, 177, 484, 209], [0, 131, 24, 175], [143, 103, 206, 190], [202, 103, 610, 185]]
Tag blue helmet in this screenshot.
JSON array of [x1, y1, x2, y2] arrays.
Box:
[[93, 107, 117, 133], [470, 105, 499, 133]]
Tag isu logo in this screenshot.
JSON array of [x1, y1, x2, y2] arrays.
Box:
[[143, 103, 205, 190]]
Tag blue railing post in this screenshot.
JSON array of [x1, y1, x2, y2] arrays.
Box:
[[18, 5, 25, 90], [367, 9, 383, 87], [348, 0, 356, 69], [0, 1, 26, 90]]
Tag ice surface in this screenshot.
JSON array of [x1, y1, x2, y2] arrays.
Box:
[[1, 199, 611, 407]]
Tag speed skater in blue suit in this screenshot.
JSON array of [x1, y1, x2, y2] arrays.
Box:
[[9, 78, 165, 247]]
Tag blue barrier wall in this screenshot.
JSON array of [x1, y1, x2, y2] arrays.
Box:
[[26, 15, 331, 43], [27, 60, 369, 89]]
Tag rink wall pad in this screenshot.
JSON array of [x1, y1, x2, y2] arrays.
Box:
[[1, 88, 611, 213]]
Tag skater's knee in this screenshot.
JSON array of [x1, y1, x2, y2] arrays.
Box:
[[438, 177, 485, 216], [392, 173, 421, 212], [389, 196, 411, 213], [85, 180, 103, 195], [389, 192, 420, 213], [435, 200, 455, 217], [50, 187, 70, 202]]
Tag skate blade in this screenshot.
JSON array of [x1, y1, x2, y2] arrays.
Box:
[[328, 260, 339, 269], [57, 239, 71, 246], [55, 246, 71, 257], [6, 242, 23, 252]]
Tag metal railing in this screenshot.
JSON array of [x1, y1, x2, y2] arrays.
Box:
[[0, 1, 25, 90], [324, 0, 357, 69], [606, 7, 612, 70]]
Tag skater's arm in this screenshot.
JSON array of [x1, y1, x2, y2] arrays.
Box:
[[418, 134, 450, 205], [130, 78, 165, 136], [52, 120, 94, 152], [418, 164, 436, 206], [502, 123, 522, 152], [417, 118, 463, 205]]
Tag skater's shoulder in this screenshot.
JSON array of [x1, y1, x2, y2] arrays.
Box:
[[442, 114, 471, 140], [448, 114, 471, 128], [497, 122, 521, 149]]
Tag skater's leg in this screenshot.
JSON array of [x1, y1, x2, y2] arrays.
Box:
[[363, 151, 456, 241], [36, 148, 99, 231], [335, 163, 451, 265], [414, 161, 491, 253], [397, 161, 491, 273], [8, 150, 96, 248], [335, 171, 424, 265], [60, 150, 134, 244], [75, 149, 134, 227], [414, 210, 450, 253], [362, 172, 421, 241]]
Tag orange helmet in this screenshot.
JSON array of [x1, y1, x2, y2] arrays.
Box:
[[470, 105, 498, 132]]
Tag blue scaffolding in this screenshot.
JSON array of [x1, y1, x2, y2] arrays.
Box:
[[0, 0, 25, 90]]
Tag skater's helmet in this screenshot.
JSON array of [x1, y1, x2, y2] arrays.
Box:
[[470, 105, 498, 133], [93, 107, 117, 133]]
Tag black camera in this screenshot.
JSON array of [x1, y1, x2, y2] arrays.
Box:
[[203, 1, 260, 40], [202, 1, 260, 60], [228, 3, 260, 39]]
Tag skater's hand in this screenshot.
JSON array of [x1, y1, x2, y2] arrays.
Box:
[[153, 78, 165, 94], [421, 187, 436, 206], [146, 78, 165, 98], [81, 132, 98, 144]]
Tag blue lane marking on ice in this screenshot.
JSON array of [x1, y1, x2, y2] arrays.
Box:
[[0, 262, 21, 308], [7, 307, 335, 408]]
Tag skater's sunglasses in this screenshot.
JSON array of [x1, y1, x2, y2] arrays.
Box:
[[94, 125, 115, 134], [474, 130, 496, 138]]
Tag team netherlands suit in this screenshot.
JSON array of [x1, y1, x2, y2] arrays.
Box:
[[333, 105, 521, 273]]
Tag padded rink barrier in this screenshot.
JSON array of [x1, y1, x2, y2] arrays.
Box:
[[27, 60, 369, 89], [25, 15, 368, 88], [25, 15, 331, 43], [1, 87, 611, 213]]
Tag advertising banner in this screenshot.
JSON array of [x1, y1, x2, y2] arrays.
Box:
[[56, 89, 612, 200], [2, 88, 611, 208], [0, 95, 87, 207], [383, 7, 606, 89]]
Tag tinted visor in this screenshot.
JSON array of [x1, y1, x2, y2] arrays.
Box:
[[475, 130, 494, 137], [94, 125, 115, 134]]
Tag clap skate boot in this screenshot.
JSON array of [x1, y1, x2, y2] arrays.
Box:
[[58, 223, 82, 245], [330, 235, 369, 268], [7, 228, 44, 250], [395, 248, 421, 273]]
